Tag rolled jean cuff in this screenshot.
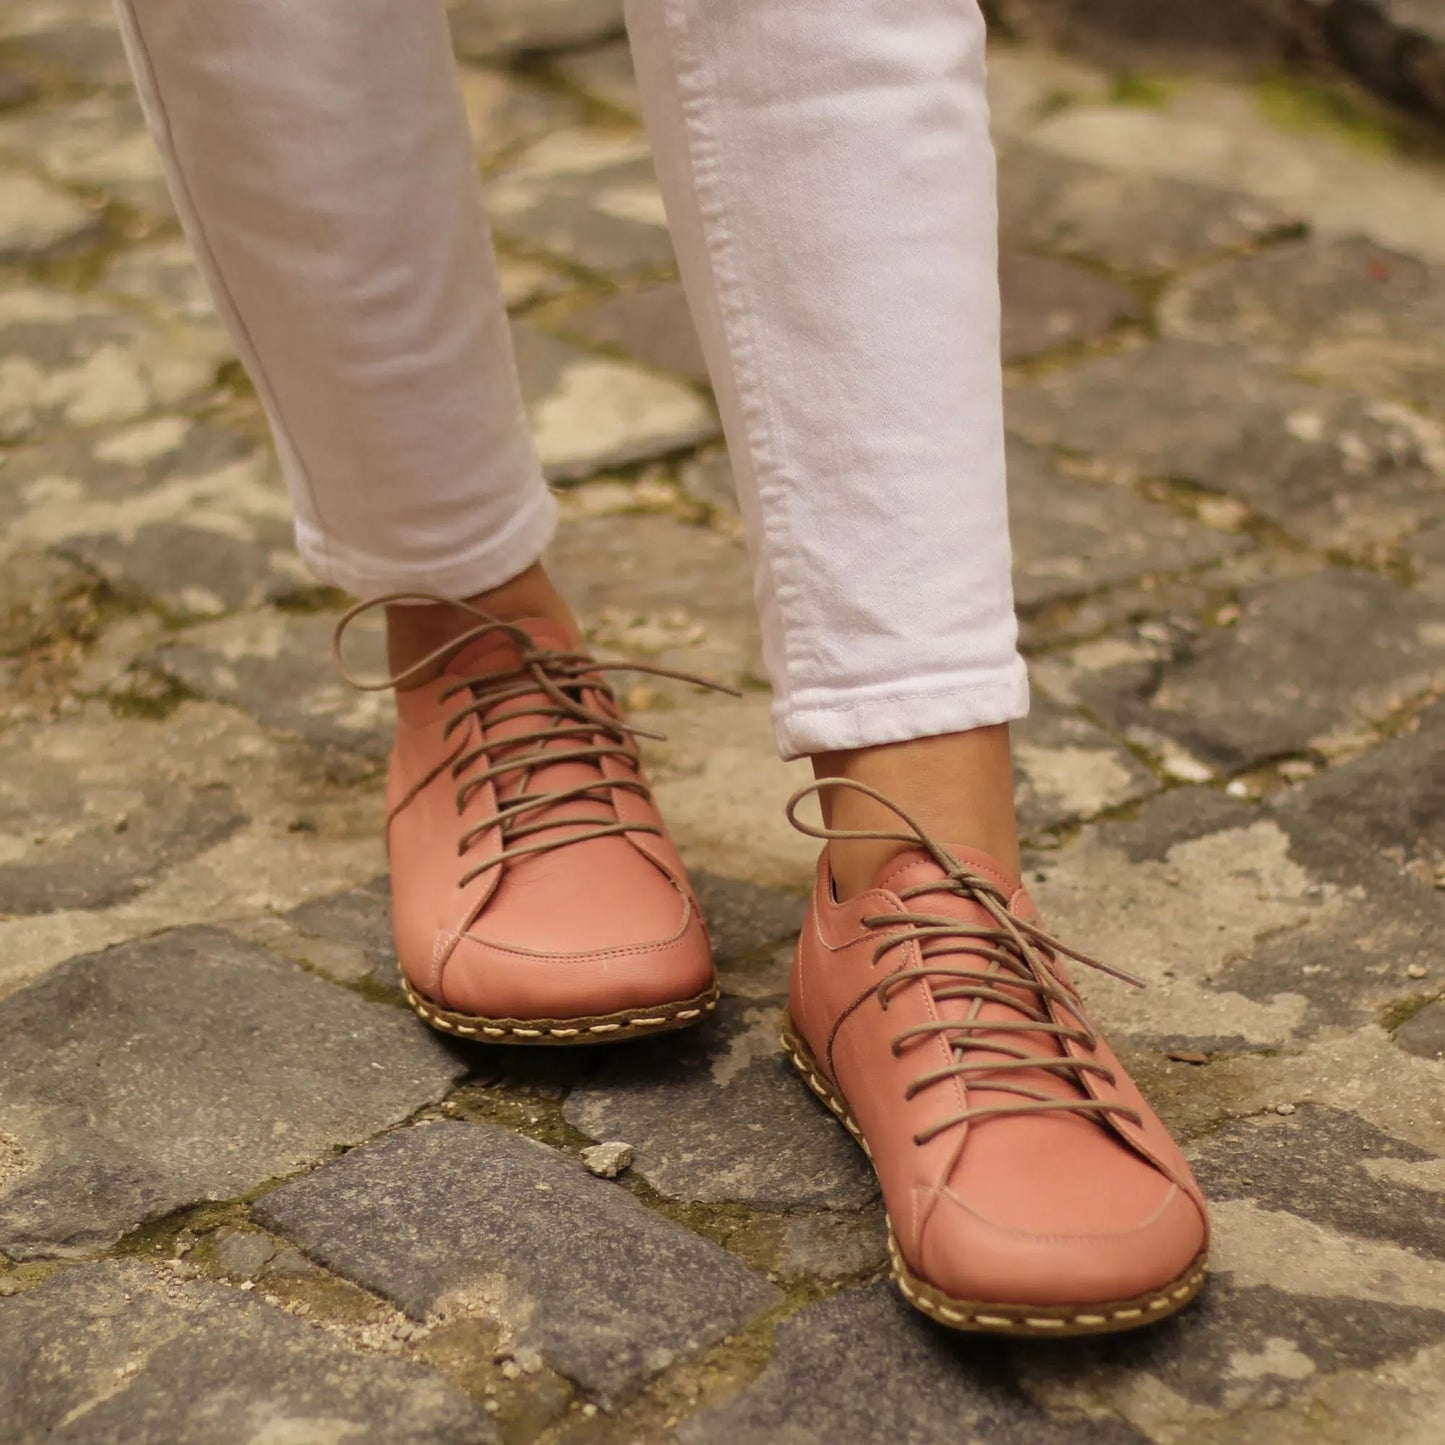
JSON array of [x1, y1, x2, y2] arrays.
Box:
[[771, 655, 1031, 760], [293, 484, 559, 602]]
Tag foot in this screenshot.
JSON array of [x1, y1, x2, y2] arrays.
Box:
[[782, 780, 1209, 1335], [335, 596, 720, 1044]]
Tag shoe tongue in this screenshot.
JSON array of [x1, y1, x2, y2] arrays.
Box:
[[443, 617, 575, 679], [876, 845, 1081, 1106]]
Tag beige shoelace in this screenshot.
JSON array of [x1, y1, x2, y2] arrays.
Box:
[[334, 594, 737, 888], [787, 779, 1146, 1145]]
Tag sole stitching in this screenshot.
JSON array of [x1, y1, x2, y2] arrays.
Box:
[[404, 978, 720, 1045]]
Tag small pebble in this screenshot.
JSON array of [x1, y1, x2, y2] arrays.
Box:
[[1225, 779, 1252, 799], [581, 1141, 634, 1179], [501, 1360, 521, 1380], [582, 1403, 598, 1418], [1167, 1050, 1209, 1066], [1275, 1103, 1297, 1116], [1406, 964, 1428, 980], [514, 1347, 544, 1375]]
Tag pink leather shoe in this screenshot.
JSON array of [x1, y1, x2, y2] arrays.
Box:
[[783, 780, 1209, 1336], [334, 597, 722, 1045]]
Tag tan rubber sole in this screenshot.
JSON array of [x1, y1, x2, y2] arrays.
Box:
[[404, 976, 720, 1046], [781, 1014, 1209, 1337]]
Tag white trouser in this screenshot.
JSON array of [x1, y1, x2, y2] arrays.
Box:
[[114, 0, 1028, 758]]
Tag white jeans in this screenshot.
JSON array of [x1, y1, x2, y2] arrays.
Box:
[[114, 0, 1028, 758]]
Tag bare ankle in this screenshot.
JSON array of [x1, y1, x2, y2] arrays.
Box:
[[385, 562, 581, 688], [811, 725, 1021, 899]]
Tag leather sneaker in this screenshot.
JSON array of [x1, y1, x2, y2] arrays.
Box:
[[783, 779, 1209, 1336], [334, 596, 723, 1044]]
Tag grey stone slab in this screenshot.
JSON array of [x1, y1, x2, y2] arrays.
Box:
[[0, 705, 246, 915], [679, 1279, 1146, 1445], [690, 872, 805, 968], [1190, 1105, 1444, 1258], [149, 609, 394, 764], [777, 1209, 888, 1281], [1007, 339, 1445, 552], [99, 237, 225, 331], [0, 1259, 494, 1444], [0, 169, 105, 263], [1, 418, 307, 618], [448, 0, 624, 61], [0, 90, 172, 216], [1036, 570, 1445, 771], [550, 511, 757, 681], [998, 142, 1299, 274], [990, 0, 1287, 73], [0, 926, 464, 1259], [1269, 697, 1445, 876], [1395, 1001, 1445, 1062], [562, 281, 710, 384], [486, 134, 676, 277], [0, 286, 226, 444], [553, 40, 639, 117], [252, 1120, 780, 1408], [1015, 1277, 1445, 1419], [1161, 235, 1445, 418], [565, 994, 877, 1210], [515, 322, 717, 481], [457, 64, 584, 163], [1013, 692, 1157, 836], [1000, 249, 1142, 362], [1008, 436, 1244, 612]]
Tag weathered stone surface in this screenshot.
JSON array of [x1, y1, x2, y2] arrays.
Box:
[[1269, 697, 1445, 876], [1008, 339, 1445, 552], [690, 871, 805, 970], [0, 705, 244, 916], [551, 511, 756, 680], [681, 1280, 1144, 1445], [1029, 788, 1326, 1049], [1394, 1001, 1445, 1062], [0, 0, 131, 90], [998, 142, 1298, 274], [679, 447, 738, 513], [1013, 691, 1157, 836], [1000, 248, 1142, 361], [447, 0, 624, 61], [1190, 1106, 1445, 1258], [486, 131, 675, 276], [252, 1120, 780, 1407], [0, 549, 96, 659], [1008, 436, 1244, 611], [516, 322, 717, 480], [456, 63, 583, 161], [0, 697, 384, 1001], [0, 286, 226, 443], [233, 876, 397, 990], [0, 64, 37, 111], [553, 40, 639, 117], [99, 236, 227, 334], [0, 1259, 494, 1443], [565, 995, 877, 1209], [1162, 236, 1445, 418], [1, 418, 306, 617], [150, 608, 393, 763], [0, 926, 464, 1258], [1024, 83, 1445, 265], [0, 90, 172, 216], [562, 280, 710, 383], [1034, 570, 1445, 770], [1017, 1277, 1445, 1424], [0, 169, 104, 262], [777, 1209, 888, 1281]]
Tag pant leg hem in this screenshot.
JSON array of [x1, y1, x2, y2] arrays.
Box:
[[295, 485, 559, 602], [772, 658, 1031, 760]]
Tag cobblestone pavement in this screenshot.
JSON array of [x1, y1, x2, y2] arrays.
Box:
[[2, 3, 1444, 1442]]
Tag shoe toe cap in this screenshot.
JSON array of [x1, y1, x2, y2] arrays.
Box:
[[913, 1178, 1207, 1310], [436, 904, 714, 1022]]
